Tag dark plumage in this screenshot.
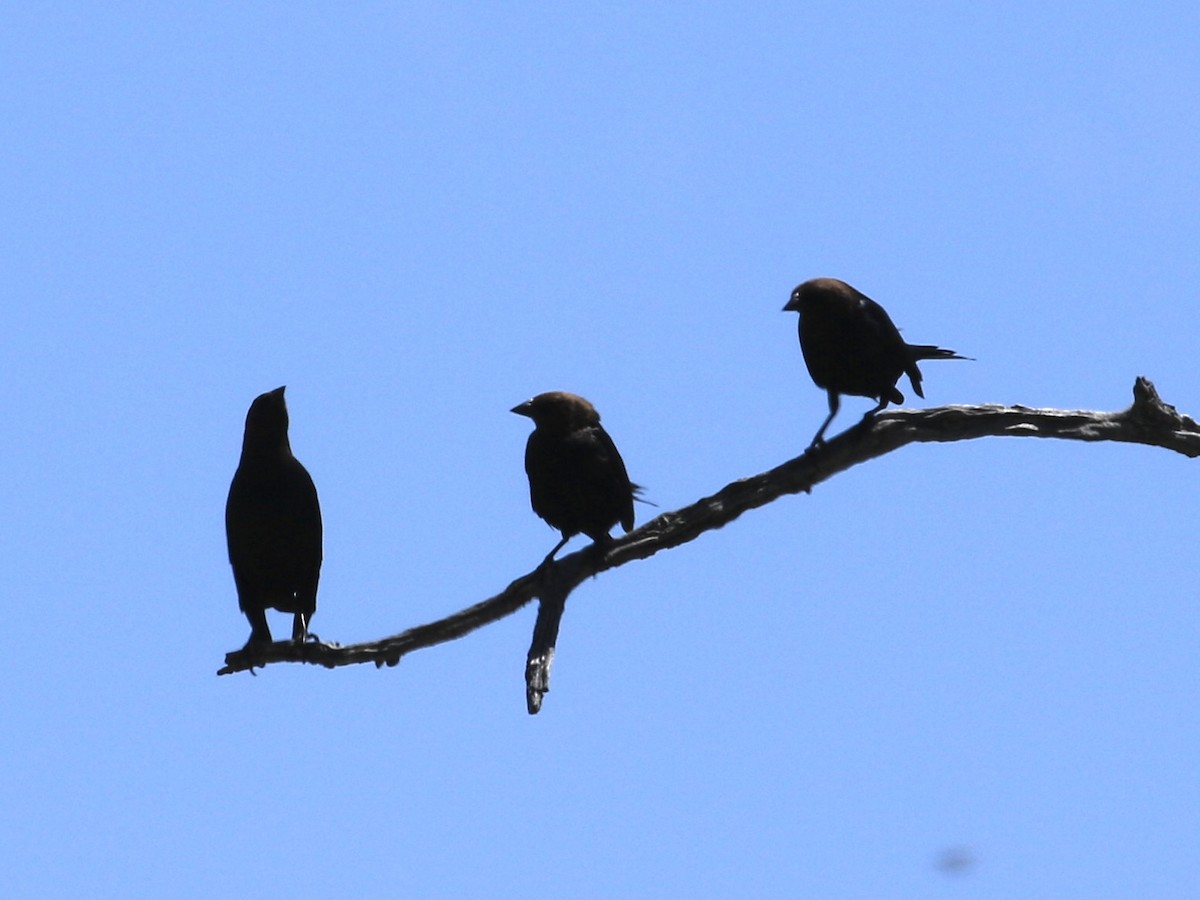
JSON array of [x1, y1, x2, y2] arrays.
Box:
[[512, 391, 638, 565], [783, 277, 967, 447], [225, 386, 323, 646]]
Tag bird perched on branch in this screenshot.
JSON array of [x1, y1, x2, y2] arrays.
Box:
[[784, 277, 968, 448], [225, 386, 323, 646], [512, 391, 640, 566]]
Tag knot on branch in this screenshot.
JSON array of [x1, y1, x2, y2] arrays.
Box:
[[1131, 376, 1172, 420], [1129, 376, 1197, 436]]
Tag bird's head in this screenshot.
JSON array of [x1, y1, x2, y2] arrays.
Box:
[[243, 385, 290, 444], [511, 391, 601, 433], [783, 277, 851, 313]]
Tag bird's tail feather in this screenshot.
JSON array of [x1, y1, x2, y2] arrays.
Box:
[[908, 344, 971, 362], [632, 483, 658, 507]]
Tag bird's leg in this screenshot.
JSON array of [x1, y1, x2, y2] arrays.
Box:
[[243, 608, 272, 646], [291, 612, 309, 643], [539, 534, 571, 570], [844, 398, 892, 442], [859, 396, 888, 423], [585, 533, 616, 572], [808, 390, 841, 449]]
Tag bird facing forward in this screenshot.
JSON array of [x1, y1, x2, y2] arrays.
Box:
[[225, 386, 323, 646], [783, 277, 967, 447], [512, 391, 638, 565]]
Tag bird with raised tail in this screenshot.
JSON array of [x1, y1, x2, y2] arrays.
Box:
[[784, 278, 968, 448]]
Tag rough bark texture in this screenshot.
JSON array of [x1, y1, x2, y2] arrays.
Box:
[[217, 378, 1200, 712]]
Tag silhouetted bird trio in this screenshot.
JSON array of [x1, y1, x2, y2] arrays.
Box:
[[784, 277, 967, 448], [226, 279, 965, 640], [225, 386, 322, 647]]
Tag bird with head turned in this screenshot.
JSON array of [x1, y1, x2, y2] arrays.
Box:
[[511, 391, 640, 566], [783, 277, 968, 448]]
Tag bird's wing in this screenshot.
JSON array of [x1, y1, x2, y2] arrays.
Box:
[[857, 295, 907, 350], [565, 426, 637, 533]]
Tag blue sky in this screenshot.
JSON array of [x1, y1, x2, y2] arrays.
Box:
[[2, 3, 1198, 897]]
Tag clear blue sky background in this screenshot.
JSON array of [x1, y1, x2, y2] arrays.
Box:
[[2, 3, 1197, 898]]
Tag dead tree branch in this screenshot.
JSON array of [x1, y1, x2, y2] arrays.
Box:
[[218, 377, 1200, 711]]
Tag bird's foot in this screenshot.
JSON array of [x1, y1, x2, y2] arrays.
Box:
[[242, 632, 273, 651], [237, 634, 273, 675]]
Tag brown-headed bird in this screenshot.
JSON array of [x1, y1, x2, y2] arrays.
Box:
[[784, 277, 967, 448], [225, 386, 323, 646], [512, 391, 639, 565]]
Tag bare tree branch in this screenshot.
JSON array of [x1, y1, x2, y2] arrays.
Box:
[[218, 377, 1200, 709]]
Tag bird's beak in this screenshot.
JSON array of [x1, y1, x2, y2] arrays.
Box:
[[272, 385, 287, 396], [511, 400, 533, 417], [782, 299, 797, 313]]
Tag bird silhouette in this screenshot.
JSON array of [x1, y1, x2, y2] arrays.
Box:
[[784, 277, 967, 447], [225, 386, 323, 646], [512, 391, 639, 566]]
